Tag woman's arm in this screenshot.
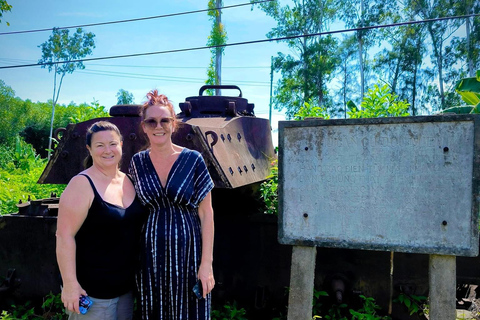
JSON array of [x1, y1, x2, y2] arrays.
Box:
[[197, 192, 215, 298], [56, 175, 92, 314]]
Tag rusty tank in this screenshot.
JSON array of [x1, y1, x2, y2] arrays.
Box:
[[1, 85, 480, 319]]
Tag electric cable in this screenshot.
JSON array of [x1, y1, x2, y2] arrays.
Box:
[[77, 68, 273, 86], [0, 13, 477, 70], [0, 0, 274, 36], [0, 58, 270, 69]]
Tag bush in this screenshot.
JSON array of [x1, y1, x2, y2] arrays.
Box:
[[0, 137, 65, 215]]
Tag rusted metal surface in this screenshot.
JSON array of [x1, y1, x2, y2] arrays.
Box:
[[179, 85, 254, 118], [16, 196, 59, 216], [173, 117, 274, 188], [38, 86, 275, 189], [38, 114, 146, 184]]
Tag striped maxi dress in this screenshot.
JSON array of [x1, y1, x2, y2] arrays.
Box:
[[129, 148, 214, 320]]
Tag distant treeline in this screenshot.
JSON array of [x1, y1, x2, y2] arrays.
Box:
[[0, 80, 109, 158]]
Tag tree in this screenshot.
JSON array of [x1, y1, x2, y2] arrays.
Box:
[[446, 1, 480, 79], [336, 0, 391, 99], [348, 83, 411, 118], [116, 89, 134, 105], [252, 0, 341, 119], [408, 0, 464, 111], [0, 80, 29, 144], [38, 27, 95, 159], [372, 3, 429, 115], [333, 34, 359, 118], [0, 0, 12, 25], [206, 0, 228, 95]]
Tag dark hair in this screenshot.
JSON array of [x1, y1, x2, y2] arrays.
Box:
[[83, 121, 123, 168]]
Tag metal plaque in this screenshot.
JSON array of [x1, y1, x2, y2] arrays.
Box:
[[278, 115, 480, 256]]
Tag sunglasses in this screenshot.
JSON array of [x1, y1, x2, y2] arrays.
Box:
[[143, 117, 174, 129]]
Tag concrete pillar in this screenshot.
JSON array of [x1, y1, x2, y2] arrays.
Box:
[[429, 254, 456, 320], [287, 246, 317, 320]]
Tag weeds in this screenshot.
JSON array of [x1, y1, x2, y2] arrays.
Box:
[[0, 292, 66, 320], [211, 301, 247, 320], [394, 293, 428, 317]]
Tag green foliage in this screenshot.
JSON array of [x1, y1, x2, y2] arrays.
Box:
[[312, 292, 390, 320], [205, 0, 228, 93], [251, 0, 341, 119], [393, 293, 427, 317], [40, 292, 67, 320], [259, 157, 278, 215], [38, 28, 95, 77], [440, 70, 480, 114], [323, 303, 348, 320], [0, 80, 31, 145], [311, 289, 349, 320], [349, 295, 391, 320], [205, 58, 218, 96], [38, 27, 96, 158], [0, 301, 35, 320], [312, 290, 330, 318], [0, 0, 12, 25], [294, 102, 331, 120], [63, 100, 109, 124], [19, 99, 109, 158], [0, 81, 108, 158], [116, 89, 134, 105], [0, 292, 67, 320], [456, 71, 480, 106], [0, 138, 65, 215], [347, 84, 410, 119], [211, 301, 247, 320]]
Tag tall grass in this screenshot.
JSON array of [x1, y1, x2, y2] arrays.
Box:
[[0, 137, 65, 215]]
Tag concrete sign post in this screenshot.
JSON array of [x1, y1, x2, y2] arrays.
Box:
[[429, 255, 456, 319], [288, 246, 317, 320], [278, 115, 480, 320]]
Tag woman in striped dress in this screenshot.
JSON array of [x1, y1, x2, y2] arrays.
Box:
[[129, 90, 215, 320]]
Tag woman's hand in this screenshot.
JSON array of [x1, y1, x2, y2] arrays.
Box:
[[197, 263, 215, 298], [61, 281, 87, 314]]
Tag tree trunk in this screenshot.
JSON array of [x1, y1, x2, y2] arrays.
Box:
[[466, 0, 474, 77], [317, 0, 324, 107], [303, 36, 308, 105], [48, 64, 57, 160], [426, 21, 446, 110], [358, 0, 365, 100], [411, 36, 423, 116], [343, 59, 348, 119], [391, 35, 408, 95]]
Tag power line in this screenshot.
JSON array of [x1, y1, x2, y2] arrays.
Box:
[[0, 0, 274, 36], [77, 70, 273, 87], [1, 13, 478, 70], [87, 63, 270, 69], [78, 68, 273, 86], [0, 58, 270, 69]]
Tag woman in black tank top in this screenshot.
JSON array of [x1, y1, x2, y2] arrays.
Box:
[[56, 121, 146, 320]]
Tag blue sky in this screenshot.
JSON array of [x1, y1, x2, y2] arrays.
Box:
[[0, 0, 288, 143]]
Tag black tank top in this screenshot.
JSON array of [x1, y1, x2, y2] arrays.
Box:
[[75, 174, 146, 299]]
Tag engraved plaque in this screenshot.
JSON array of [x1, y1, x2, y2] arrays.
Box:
[[278, 116, 480, 256]]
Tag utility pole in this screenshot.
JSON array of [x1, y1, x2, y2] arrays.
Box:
[[269, 56, 273, 126], [215, 0, 222, 96]]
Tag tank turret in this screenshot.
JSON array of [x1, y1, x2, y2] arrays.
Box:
[[38, 85, 276, 189]]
